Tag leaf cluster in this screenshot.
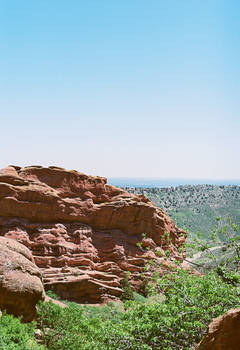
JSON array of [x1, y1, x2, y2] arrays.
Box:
[[0, 312, 43, 350]]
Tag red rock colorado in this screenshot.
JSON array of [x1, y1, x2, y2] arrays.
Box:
[[0, 165, 186, 314]]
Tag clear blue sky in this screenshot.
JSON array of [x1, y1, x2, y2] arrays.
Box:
[[1, 0, 240, 179]]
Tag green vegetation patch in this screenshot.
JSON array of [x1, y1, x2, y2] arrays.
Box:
[[126, 185, 240, 239], [0, 313, 43, 350], [36, 270, 240, 350]]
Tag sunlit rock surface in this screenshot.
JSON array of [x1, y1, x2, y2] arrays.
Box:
[[0, 165, 185, 302]]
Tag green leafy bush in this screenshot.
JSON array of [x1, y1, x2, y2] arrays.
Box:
[[37, 269, 240, 350], [0, 312, 43, 350], [120, 272, 134, 301]]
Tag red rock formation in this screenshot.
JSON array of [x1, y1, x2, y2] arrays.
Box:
[[0, 236, 45, 321], [196, 308, 240, 350], [0, 165, 185, 303]]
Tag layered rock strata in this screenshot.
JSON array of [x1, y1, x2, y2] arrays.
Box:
[[0, 165, 185, 302]]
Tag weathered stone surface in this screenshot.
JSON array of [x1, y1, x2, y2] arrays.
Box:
[[0, 165, 186, 303], [196, 308, 240, 350], [0, 237, 45, 321]]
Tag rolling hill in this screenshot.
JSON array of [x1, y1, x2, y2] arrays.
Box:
[[123, 185, 240, 239]]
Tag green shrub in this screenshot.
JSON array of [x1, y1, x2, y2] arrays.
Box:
[[0, 312, 43, 350], [120, 272, 134, 301], [133, 292, 147, 303], [36, 269, 240, 350]]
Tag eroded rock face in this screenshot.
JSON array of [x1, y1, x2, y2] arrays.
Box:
[[0, 165, 186, 303], [196, 308, 240, 350], [0, 237, 45, 321]]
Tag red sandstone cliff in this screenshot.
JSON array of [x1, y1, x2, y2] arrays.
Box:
[[0, 165, 186, 303]]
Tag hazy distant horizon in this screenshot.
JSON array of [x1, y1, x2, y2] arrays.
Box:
[[108, 177, 240, 188]]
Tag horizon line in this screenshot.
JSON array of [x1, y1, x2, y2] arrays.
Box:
[[108, 176, 240, 181]]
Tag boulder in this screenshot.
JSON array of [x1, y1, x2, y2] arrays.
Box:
[[196, 308, 240, 350], [0, 237, 45, 321], [0, 165, 186, 302]]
